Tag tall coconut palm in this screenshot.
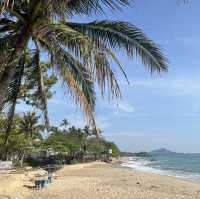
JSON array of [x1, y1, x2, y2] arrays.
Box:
[[0, 0, 167, 134]]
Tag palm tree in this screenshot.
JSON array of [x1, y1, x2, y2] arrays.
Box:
[[83, 125, 92, 137], [0, 0, 167, 134], [18, 112, 42, 145], [60, 119, 69, 129], [2, 58, 55, 155], [2, 111, 42, 159]]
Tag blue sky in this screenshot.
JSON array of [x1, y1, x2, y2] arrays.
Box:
[[17, 0, 200, 153]]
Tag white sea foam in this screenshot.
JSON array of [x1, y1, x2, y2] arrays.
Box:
[[121, 158, 200, 181], [121, 158, 163, 175]]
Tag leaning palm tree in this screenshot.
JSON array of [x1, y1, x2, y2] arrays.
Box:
[[0, 0, 167, 134]]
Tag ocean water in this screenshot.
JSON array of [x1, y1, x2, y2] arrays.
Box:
[[121, 153, 200, 181]]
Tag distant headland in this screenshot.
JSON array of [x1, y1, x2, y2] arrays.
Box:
[[121, 148, 176, 157]]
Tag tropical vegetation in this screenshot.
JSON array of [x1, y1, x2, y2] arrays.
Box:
[[0, 0, 169, 165], [0, 0, 167, 136], [0, 112, 120, 166]]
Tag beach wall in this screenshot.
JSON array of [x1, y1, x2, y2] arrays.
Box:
[[0, 161, 12, 169]]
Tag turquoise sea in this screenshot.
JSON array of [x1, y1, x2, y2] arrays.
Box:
[[121, 153, 200, 181]]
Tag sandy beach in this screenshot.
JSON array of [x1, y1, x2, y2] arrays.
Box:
[[0, 161, 200, 199]]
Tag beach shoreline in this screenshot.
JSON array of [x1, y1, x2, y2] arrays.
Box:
[[1, 159, 200, 199], [120, 156, 200, 183]]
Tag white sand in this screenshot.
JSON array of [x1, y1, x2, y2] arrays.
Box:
[[0, 162, 200, 199]]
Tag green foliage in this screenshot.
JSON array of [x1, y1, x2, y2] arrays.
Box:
[[0, 129, 29, 158], [104, 141, 121, 157], [18, 112, 43, 144], [40, 124, 120, 158], [0, 111, 43, 161], [20, 62, 57, 110], [41, 132, 70, 153], [41, 128, 84, 153], [0, 112, 121, 163], [87, 137, 120, 157]]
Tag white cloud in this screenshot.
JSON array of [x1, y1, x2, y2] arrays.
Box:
[[49, 98, 65, 105], [117, 101, 135, 113], [62, 113, 110, 130], [49, 97, 76, 108], [96, 115, 110, 130], [97, 98, 135, 116], [104, 131, 146, 137], [67, 114, 86, 127], [126, 75, 200, 98]]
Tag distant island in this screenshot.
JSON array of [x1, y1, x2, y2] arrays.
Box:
[[150, 148, 176, 155]]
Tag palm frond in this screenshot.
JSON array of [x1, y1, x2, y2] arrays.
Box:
[[0, 36, 16, 69], [43, 0, 132, 17], [93, 51, 122, 100], [36, 22, 122, 100], [66, 20, 168, 73], [55, 51, 96, 127], [40, 35, 97, 130], [0, 0, 132, 18], [0, 0, 26, 15]]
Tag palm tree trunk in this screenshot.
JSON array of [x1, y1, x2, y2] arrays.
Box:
[[3, 58, 25, 160], [0, 69, 15, 107], [0, 31, 30, 111], [20, 152, 25, 168], [1, 31, 29, 160], [3, 100, 17, 160]]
